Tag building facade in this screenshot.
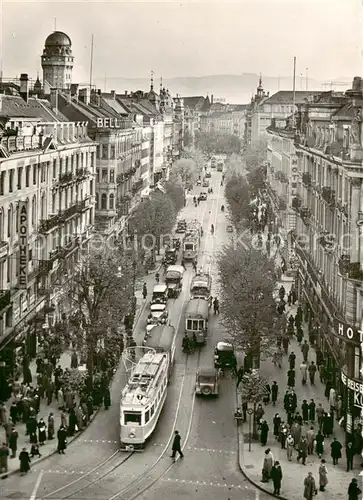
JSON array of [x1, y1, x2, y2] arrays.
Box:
[[266, 77, 363, 437], [0, 88, 96, 379]]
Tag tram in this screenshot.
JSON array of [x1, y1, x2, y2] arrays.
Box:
[[190, 272, 212, 301], [120, 327, 176, 451]]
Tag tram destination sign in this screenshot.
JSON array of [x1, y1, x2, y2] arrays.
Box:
[[341, 372, 363, 408]]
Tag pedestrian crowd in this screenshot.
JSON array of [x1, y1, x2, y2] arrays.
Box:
[[0, 353, 112, 476]]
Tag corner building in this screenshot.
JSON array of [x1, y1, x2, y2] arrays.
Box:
[[267, 77, 363, 437], [0, 80, 96, 382]]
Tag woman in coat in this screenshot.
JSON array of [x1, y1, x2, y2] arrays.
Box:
[[68, 409, 78, 436], [318, 459, 328, 491], [47, 413, 55, 440], [270, 461, 283, 496], [260, 420, 269, 446], [286, 434, 294, 461], [304, 472, 317, 500], [308, 399, 316, 423], [330, 437, 342, 465], [19, 447, 31, 475], [261, 449, 274, 482], [37, 418, 47, 445], [273, 414, 281, 439], [315, 430, 324, 458], [104, 388, 111, 410]]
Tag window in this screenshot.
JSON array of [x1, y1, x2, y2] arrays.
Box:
[[9, 170, 14, 193], [53, 160, 57, 178], [15, 205, 19, 233], [109, 194, 114, 209], [7, 257, 11, 283], [32, 196, 36, 226], [26, 166, 30, 187], [102, 144, 108, 159], [95, 193, 99, 209], [110, 170, 115, 183], [52, 194, 56, 214], [101, 193, 107, 210], [186, 319, 204, 330], [7, 207, 12, 238], [354, 347, 361, 379], [41, 164, 46, 183], [123, 412, 142, 425], [102, 169, 108, 182], [96, 169, 100, 183], [150, 405, 155, 417], [33, 165, 37, 185], [0, 172, 5, 195], [17, 167, 22, 189], [145, 410, 150, 423]]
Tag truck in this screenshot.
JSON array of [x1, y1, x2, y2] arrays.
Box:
[[182, 220, 201, 261]]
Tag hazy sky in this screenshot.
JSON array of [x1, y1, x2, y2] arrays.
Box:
[[1, 0, 362, 84]]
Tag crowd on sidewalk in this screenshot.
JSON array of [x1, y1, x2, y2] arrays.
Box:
[[238, 194, 362, 499]]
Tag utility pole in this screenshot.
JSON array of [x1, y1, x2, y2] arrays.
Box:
[[89, 34, 94, 94], [292, 57, 296, 128], [306, 68, 308, 91], [53, 18, 57, 31]]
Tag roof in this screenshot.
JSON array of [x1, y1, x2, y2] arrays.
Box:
[[264, 91, 318, 105], [183, 96, 210, 112], [216, 341, 234, 351], [144, 325, 175, 353], [185, 298, 209, 316], [102, 96, 130, 116], [45, 31, 71, 47], [332, 102, 355, 120], [0, 95, 68, 121], [197, 367, 217, 377], [152, 284, 167, 293]]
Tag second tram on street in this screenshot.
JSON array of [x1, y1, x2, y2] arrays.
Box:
[[119, 339, 175, 451], [190, 272, 212, 301], [184, 298, 209, 344]]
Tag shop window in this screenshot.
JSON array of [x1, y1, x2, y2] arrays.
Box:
[[354, 346, 361, 379]]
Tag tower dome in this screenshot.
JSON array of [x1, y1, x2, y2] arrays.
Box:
[[45, 31, 72, 47], [41, 31, 74, 91]]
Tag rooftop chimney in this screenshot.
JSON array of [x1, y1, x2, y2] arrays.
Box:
[[125, 90, 128, 96], [97, 89, 102, 95], [110, 90, 116, 99], [19, 73, 29, 102], [79, 88, 90, 106], [211, 94, 214, 104]]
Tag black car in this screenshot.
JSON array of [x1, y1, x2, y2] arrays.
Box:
[[214, 342, 236, 369]]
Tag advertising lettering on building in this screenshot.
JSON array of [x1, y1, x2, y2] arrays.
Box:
[[18, 201, 29, 289], [334, 317, 363, 344], [341, 372, 363, 408]]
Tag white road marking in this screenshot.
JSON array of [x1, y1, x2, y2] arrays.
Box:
[[161, 478, 244, 489], [29, 471, 43, 500], [186, 446, 235, 454]]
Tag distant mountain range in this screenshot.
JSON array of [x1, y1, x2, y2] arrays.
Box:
[[93, 73, 328, 104]]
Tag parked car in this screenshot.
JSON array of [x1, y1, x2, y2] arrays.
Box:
[[199, 192, 207, 201], [195, 367, 219, 397], [147, 303, 169, 325]]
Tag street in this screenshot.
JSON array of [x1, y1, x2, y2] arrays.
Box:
[[0, 170, 268, 500]]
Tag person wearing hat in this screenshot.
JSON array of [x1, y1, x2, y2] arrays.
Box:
[[348, 478, 361, 500], [19, 447, 31, 475]]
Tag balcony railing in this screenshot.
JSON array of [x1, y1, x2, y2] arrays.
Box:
[[338, 254, 350, 275], [347, 262, 363, 282], [302, 172, 312, 187], [132, 179, 143, 195], [38, 260, 54, 276], [0, 290, 11, 312], [1, 135, 41, 153], [59, 172, 74, 185], [75, 168, 90, 181], [38, 214, 63, 233], [59, 203, 80, 221], [322, 186, 336, 206]]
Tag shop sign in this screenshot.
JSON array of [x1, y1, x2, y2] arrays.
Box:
[[18, 201, 29, 289], [341, 372, 363, 408], [335, 318, 363, 344]]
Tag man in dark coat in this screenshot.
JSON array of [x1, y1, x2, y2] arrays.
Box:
[[348, 478, 361, 500], [0, 442, 9, 473], [19, 447, 31, 475], [271, 461, 283, 495], [271, 381, 278, 406], [330, 437, 342, 465], [288, 352, 296, 370], [8, 427, 18, 458], [346, 442, 354, 471], [171, 430, 184, 461], [260, 420, 269, 446], [104, 387, 111, 410], [57, 426, 67, 454]]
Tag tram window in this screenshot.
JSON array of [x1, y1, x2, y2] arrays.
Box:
[[187, 319, 192, 330], [185, 243, 194, 250], [145, 410, 150, 423], [124, 412, 142, 425], [198, 320, 204, 330], [150, 405, 155, 416]]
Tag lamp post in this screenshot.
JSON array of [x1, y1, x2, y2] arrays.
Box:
[[247, 405, 254, 452]]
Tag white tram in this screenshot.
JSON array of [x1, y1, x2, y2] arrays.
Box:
[[120, 333, 175, 451]]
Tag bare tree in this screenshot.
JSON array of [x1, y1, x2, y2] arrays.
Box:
[[66, 249, 134, 393], [224, 174, 251, 229], [217, 243, 278, 370], [129, 191, 176, 253], [170, 158, 199, 189], [238, 370, 269, 437]]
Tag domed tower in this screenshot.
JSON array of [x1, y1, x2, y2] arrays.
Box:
[[41, 31, 74, 92], [147, 72, 159, 111]]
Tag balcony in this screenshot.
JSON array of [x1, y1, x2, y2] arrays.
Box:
[[318, 234, 335, 253], [275, 170, 289, 183], [292, 196, 302, 211], [347, 262, 363, 282], [76, 197, 91, 212], [59, 203, 80, 221], [322, 186, 336, 207], [1, 135, 41, 153], [132, 179, 143, 195], [49, 238, 79, 262], [75, 168, 90, 181], [38, 214, 63, 234], [338, 254, 350, 275], [0, 241, 9, 259], [302, 172, 312, 187], [59, 171, 74, 185], [300, 207, 311, 226], [38, 260, 53, 276], [0, 290, 11, 313]]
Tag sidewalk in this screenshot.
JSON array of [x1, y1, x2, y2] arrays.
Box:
[[238, 272, 361, 499]]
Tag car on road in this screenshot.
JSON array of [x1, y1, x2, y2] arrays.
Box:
[[199, 192, 207, 201], [176, 220, 187, 233], [147, 303, 169, 325], [205, 171, 211, 178], [195, 367, 219, 397], [226, 225, 233, 232], [196, 179, 202, 186], [202, 179, 210, 187]]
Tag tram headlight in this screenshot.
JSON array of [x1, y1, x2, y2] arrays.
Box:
[[129, 431, 136, 438]]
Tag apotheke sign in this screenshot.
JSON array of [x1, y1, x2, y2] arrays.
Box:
[[341, 372, 363, 408], [18, 201, 29, 289]]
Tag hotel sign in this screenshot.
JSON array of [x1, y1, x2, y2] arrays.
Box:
[[335, 318, 363, 344], [18, 201, 29, 289]]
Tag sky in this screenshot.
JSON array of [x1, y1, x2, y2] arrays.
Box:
[[0, 0, 362, 85]]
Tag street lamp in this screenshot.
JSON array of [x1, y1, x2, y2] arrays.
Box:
[[247, 403, 254, 452]]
